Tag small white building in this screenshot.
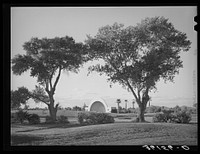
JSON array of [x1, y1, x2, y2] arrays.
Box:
[[86, 97, 111, 113]]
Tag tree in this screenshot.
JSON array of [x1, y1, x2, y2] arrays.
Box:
[[72, 106, 82, 111], [65, 107, 72, 110], [173, 105, 182, 113], [82, 103, 88, 111], [12, 36, 87, 122], [11, 87, 31, 109], [24, 104, 29, 110], [86, 17, 191, 122], [116, 99, 121, 114]]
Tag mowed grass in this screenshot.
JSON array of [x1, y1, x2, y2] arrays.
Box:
[[11, 110, 198, 146], [11, 122, 197, 145]]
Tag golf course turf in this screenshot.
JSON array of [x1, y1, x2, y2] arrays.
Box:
[[11, 122, 197, 146]]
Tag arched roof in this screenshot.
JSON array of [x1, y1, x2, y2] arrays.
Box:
[[88, 97, 110, 113]]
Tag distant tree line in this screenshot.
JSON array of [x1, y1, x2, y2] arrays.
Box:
[[111, 105, 197, 114]]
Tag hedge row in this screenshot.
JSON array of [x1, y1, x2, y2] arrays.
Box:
[[45, 115, 69, 124], [153, 110, 192, 123], [11, 110, 40, 124], [78, 112, 115, 125], [11, 110, 69, 124]]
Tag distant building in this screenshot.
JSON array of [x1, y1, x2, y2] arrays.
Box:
[[86, 97, 111, 113]]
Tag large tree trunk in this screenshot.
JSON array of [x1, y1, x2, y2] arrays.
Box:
[[136, 102, 146, 122], [48, 93, 58, 122], [48, 104, 57, 122], [135, 94, 149, 122], [125, 80, 150, 122]]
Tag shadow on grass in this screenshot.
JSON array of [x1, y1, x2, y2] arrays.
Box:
[[11, 134, 44, 145], [15, 123, 83, 132]]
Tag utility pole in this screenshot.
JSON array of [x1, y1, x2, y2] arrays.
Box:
[[193, 70, 197, 107]]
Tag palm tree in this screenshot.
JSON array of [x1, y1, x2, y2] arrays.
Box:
[[132, 99, 135, 109], [125, 99, 128, 109], [116, 99, 121, 114], [82, 103, 87, 111], [148, 97, 152, 107]]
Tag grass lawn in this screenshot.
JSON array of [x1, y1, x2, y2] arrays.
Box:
[[11, 122, 197, 146], [10, 110, 198, 146]]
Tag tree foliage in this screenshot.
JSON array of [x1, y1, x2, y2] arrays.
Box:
[[86, 17, 191, 121], [12, 36, 87, 121], [86, 17, 191, 91], [11, 87, 31, 109], [12, 36, 87, 86]]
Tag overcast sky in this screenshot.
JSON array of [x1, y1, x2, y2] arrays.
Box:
[[11, 7, 197, 108]]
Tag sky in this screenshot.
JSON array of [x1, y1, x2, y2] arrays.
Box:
[[11, 6, 197, 109]]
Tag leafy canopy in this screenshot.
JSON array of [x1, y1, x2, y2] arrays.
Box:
[[11, 87, 31, 109], [12, 36, 87, 86], [86, 17, 191, 94], [12, 35, 88, 107]]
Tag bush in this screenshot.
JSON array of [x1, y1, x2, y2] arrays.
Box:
[[153, 110, 192, 124], [153, 110, 174, 123], [111, 108, 117, 113], [78, 112, 114, 125], [57, 115, 69, 124], [11, 112, 18, 123], [153, 113, 168, 122], [27, 114, 40, 124], [171, 111, 192, 124], [14, 110, 30, 124], [45, 116, 55, 124]]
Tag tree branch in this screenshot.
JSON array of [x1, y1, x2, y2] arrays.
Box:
[[137, 88, 141, 102], [126, 80, 139, 101], [50, 79, 53, 90], [109, 60, 140, 102], [53, 66, 62, 92], [30, 93, 49, 105], [49, 76, 53, 90], [45, 80, 50, 94], [142, 87, 150, 105]]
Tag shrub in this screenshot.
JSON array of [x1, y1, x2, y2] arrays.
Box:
[[15, 110, 30, 124], [111, 108, 117, 113], [171, 111, 192, 124], [155, 107, 161, 113], [153, 110, 174, 123], [78, 112, 86, 124], [78, 112, 114, 125], [146, 106, 160, 113], [45, 116, 55, 124], [11, 112, 17, 123], [77, 113, 84, 124], [153, 113, 167, 122], [57, 115, 69, 124], [27, 114, 40, 124], [153, 110, 192, 124]]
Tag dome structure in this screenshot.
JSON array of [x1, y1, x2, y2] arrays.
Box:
[[87, 98, 111, 113]]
